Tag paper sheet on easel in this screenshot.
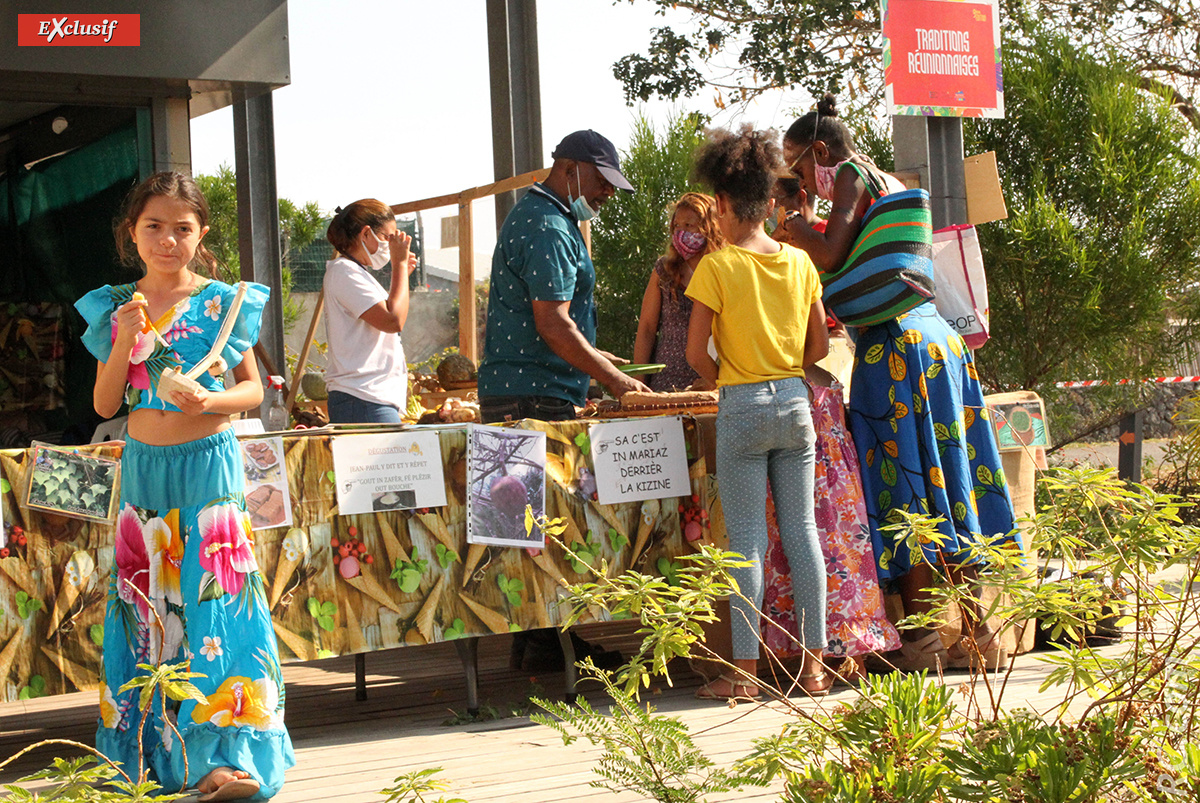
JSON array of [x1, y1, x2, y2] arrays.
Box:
[[964, 151, 1008, 224]]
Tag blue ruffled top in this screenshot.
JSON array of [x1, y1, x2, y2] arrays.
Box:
[[74, 279, 269, 414]]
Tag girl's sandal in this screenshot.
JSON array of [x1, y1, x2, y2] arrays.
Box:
[[892, 630, 949, 672], [948, 629, 1009, 672], [695, 674, 761, 702], [196, 768, 260, 803], [799, 671, 833, 697]]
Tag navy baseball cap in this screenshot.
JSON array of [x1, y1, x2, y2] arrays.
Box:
[[551, 130, 634, 192]]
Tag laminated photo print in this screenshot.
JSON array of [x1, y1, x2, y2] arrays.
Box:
[[466, 425, 547, 548], [25, 443, 120, 523]]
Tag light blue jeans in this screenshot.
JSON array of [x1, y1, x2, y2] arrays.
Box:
[[716, 376, 826, 660]]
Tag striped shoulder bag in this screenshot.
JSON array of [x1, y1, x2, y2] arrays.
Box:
[[819, 161, 936, 327]]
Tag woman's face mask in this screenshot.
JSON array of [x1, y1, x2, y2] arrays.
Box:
[[791, 142, 840, 202], [363, 228, 391, 270], [814, 159, 841, 202], [672, 228, 707, 258]]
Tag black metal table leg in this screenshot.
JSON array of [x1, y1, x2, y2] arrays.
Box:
[[355, 653, 367, 701], [557, 628, 578, 703]]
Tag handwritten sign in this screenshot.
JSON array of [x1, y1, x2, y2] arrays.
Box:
[[331, 431, 446, 516], [590, 417, 689, 505]]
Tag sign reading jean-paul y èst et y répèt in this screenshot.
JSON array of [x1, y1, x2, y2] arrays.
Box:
[[882, 0, 1004, 117]]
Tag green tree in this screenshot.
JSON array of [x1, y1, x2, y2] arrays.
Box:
[[591, 112, 707, 357], [965, 34, 1200, 393], [194, 164, 323, 333], [612, 0, 1198, 127]]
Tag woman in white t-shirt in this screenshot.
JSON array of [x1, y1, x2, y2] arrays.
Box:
[[323, 199, 417, 423]]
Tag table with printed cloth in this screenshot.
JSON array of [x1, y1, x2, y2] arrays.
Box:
[[0, 417, 722, 705]]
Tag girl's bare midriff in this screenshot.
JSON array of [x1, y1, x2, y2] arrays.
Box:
[[128, 407, 231, 445]]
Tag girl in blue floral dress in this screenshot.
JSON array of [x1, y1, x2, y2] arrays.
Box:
[[75, 172, 294, 801]]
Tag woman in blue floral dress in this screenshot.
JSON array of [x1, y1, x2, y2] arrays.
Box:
[[781, 95, 1018, 673], [75, 172, 294, 800]]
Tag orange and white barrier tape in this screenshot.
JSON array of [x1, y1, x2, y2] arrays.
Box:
[[1056, 376, 1200, 389]]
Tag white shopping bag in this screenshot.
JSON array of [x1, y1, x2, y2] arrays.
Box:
[[931, 224, 990, 349]]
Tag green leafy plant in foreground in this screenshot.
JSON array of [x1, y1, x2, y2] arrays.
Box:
[[534, 668, 760, 803], [1, 581, 203, 802], [380, 767, 467, 803]]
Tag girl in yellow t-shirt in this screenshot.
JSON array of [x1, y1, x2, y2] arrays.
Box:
[[685, 125, 832, 700]]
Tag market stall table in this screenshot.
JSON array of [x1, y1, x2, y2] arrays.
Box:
[[0, 417, 721, 709]]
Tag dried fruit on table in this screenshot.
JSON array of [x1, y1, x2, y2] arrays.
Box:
[[437, 397, 480, 423]]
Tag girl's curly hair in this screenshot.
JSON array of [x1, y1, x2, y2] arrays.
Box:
[[691, 124, 783, 222]]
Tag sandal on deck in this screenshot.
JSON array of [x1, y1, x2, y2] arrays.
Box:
[[799, 671, 832, 697], [196, 768, 260, 803], [695, 674, 761, 702], [892, 631, 949, 673]]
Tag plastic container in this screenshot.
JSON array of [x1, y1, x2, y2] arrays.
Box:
[[265, 375, 288, 431]]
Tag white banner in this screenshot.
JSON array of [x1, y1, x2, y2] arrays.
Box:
[[331, 431, 446, 516]]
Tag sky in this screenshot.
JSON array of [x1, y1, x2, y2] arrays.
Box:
[[189, 0, 808, 254]]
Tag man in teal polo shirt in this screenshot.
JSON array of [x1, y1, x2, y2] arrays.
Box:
[[479, 129, 649, 424]]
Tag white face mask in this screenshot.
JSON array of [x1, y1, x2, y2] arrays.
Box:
[[363, 229, 391, 270]]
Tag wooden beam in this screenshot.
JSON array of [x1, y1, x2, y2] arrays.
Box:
[[390, 191, 461, 216], [389, 167, 551, 215], [458, 200, 477, 362], [461, 167, 551, 202]]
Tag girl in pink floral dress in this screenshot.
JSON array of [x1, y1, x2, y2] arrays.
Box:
[[75, 172, 293, 801], [761, 364, 901, 680]]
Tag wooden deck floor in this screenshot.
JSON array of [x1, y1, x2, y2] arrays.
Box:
[[1, 622, 1105, 802]]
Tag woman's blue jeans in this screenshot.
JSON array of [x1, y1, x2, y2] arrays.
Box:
[[327, 390, 402, 424], [716, 376, 826, 660]]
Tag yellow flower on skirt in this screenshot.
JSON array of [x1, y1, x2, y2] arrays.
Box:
[[192, 676, 278, 730], [99, 685, 121, 729]]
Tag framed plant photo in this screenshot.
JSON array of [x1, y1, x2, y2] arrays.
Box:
[[24, 443, 121, 523]]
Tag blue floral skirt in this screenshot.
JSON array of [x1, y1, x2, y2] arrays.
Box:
[[98, 429, 294, 798], [847, 304, 1019, 585]]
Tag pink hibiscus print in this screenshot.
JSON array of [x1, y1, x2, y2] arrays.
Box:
[[115, 504, 151, 617], [197, 503, 257, 597], [111, 315, 155, 390]]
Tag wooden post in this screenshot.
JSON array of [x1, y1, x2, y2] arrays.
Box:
[[458, 200, 477, 362], [285, 289, 324, 413], [388, 167, 549, 360], [580, 218, 591, 255]]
